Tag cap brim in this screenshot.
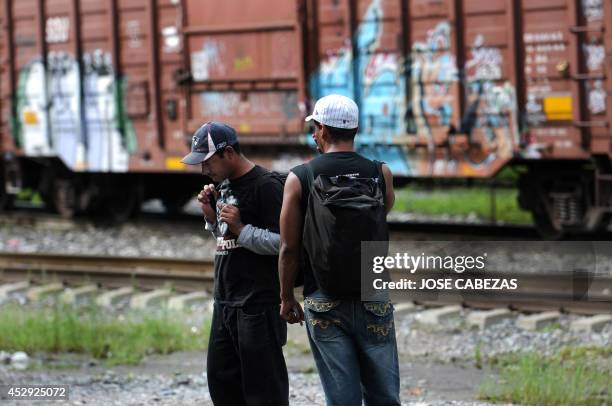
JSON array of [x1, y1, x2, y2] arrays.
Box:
[[180, 151, 214, 165], [305, 114, 315, 122]]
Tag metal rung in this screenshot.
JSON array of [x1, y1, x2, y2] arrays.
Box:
[[573, 121, 609, 128], [569, 26, 605, 34]]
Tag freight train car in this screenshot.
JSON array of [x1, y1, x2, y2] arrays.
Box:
[[0, 0, 610, 237]]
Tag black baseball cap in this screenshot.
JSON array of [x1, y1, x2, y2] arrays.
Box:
[[181, 121, 238, 165]]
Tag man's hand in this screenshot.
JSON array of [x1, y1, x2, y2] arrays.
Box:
[[197, 184, 218, 223], [219, 204, 245, 236], [280, 296, 304, 325]]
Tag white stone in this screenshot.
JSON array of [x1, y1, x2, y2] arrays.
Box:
[[10, 351, 28, 365], [0, 351, 11, 364]]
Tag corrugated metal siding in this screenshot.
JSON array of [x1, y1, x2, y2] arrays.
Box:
[[183, 0, 304, 137], [0, 0, 609, 177]]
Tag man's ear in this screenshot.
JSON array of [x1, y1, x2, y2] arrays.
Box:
[[319, 125, 330, 145], [225, 146, 236, 159]]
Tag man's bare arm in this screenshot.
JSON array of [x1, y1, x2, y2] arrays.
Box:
[[278, 172, 304, 323]]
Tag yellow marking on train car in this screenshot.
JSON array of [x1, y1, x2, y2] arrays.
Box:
[[23, 111, 38, 125], [239, 123, 251, 133], [165, 157, 185, 170], [543, 96, 573, 121]]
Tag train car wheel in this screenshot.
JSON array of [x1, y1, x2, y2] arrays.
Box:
[[531, 202, 566, 240], [102, 187, 139, 224], [53, 179, 78, 219]]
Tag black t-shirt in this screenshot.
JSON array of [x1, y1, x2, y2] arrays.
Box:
[[213, 165, 283, 306], [291, 151, 383, 297]]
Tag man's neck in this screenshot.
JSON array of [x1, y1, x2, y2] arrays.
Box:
[[229, 157, 255, 180], [325, 142, 354, 153]]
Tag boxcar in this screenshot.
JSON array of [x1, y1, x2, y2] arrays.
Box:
[[0, 0, 610, 237]]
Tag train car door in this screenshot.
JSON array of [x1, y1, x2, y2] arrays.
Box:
[[180, 0, 307, 146]]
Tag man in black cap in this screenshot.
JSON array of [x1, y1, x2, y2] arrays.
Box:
[[181, 121, 288, 406]]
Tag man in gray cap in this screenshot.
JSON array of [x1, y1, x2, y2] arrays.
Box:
[[278, 95, 400, 405], [182, 121, 288, 406]]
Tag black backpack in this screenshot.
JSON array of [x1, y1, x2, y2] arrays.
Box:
[[302, 161, 389, 298]]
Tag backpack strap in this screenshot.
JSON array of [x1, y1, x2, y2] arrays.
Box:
[[304, 162, 315, 186], [373, 160, 387, 205]]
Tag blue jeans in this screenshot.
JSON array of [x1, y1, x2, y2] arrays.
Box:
[[303, 290, 401, 406]]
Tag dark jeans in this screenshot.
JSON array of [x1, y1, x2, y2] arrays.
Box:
[[207, 302, 289, 406], [304, 290, 401, 406]]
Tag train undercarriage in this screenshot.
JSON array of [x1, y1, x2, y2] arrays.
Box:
[[2, 155, 612, 239], [0, 157, 203, 224], [517, 158, 612, 239]]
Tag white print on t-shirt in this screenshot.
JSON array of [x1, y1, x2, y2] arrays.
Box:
[[216, 188, 239, 237], [216, 237, 241, 253]]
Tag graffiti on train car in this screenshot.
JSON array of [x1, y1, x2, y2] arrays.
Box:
[[581, 0, 606, 116], [408, 21, 457, 134], [408, 21, 457, 175], [463, 35, 518, 167], [310, 0, 406, 138], [307, 0, 412, 175], [582, 0, 603, 22], [306, 0, 521, 176], [13, 50, 137, 172]]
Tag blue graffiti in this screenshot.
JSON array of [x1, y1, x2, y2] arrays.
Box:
[[309, 0, 411, 175]]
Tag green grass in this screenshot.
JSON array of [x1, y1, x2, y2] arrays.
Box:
[[479, 346, 612, 405], [393, 186, 532, 224], [0, 303, 210, 366]]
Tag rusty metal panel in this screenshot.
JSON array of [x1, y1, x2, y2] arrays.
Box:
[[606, 0, 612, 155], [0, 0, 8, 151], [404, 0, 461, 176], [183, 0, 304, 137], [157, 0, 188, 169], [459, 0, 520, 175], [11, 0, 52, 157], [574, 0, 608, 155], [521, 0, 589, 159]]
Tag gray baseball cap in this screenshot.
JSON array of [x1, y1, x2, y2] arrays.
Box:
[[181, 121, 238, 165]]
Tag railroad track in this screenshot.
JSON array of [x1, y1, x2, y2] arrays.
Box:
[[0, 252, 610, 315], [388, 271, 612, 315], [0, 252, 214, 292]]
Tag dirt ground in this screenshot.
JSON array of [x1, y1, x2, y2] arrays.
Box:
[[1, 323, 493, 405]]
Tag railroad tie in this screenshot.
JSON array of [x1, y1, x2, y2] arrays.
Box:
[[516, 311, 561, 331], [26, 283, 64, 302], [61, 285, 99, 305], [0, 281, 30, 301], [130, 289, 172, 309], [96, 287, 135, 308], [415, 305, 463, 325], [466, 308, 516, 329], [167, 291, 210, 311], [393, 302, 417, 314], [570, 315, 612, 333]]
